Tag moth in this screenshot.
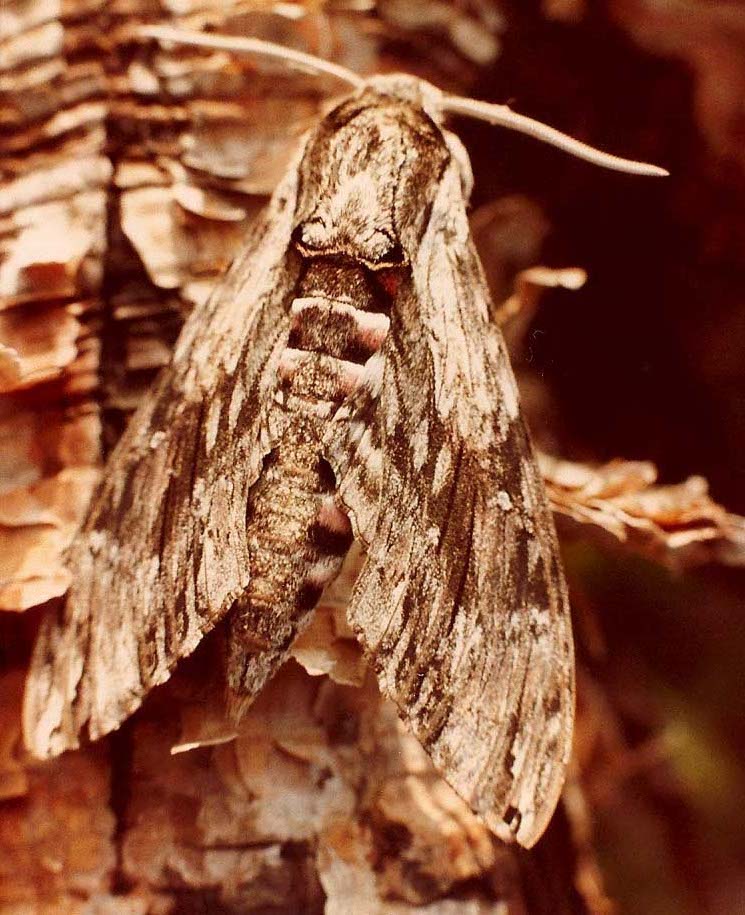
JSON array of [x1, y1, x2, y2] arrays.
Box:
[[23, 26, 665, 848]]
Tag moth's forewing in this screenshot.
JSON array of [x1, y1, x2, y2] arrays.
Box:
[[318, 93, 575, 847], [23, 161, 305, 758]]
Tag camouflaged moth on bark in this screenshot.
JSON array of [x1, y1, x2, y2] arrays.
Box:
[[23, 28, 666, 848]]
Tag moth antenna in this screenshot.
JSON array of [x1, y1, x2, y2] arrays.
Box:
[[138, 25, 365, 90], [442, 95, 668, 176]]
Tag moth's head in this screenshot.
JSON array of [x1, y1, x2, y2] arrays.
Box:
[[292, 86, 454, 269]]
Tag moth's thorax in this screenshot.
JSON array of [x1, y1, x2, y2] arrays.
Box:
[[293, 91, 452, 266]]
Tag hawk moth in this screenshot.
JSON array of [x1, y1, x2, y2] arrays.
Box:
[[23, 28, 665, 848]]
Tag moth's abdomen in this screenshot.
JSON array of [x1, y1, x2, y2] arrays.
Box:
[[233, 431, 351, 644], [226, 257, 390, 714]]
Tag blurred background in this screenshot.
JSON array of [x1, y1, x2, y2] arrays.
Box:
[[1, 2, 744, 913]]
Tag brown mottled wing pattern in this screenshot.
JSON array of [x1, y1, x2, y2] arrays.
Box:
[[325, 156, 574, 848], [23, 163, 304, 759]]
